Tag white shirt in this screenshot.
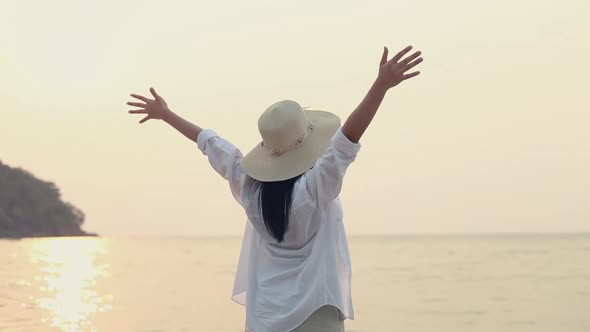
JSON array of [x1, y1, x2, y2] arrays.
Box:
[[197, 127, 361, 332]]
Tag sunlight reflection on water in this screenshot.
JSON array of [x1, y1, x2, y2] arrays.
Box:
[[26, 238, 112, 332], [2, 235, 589, 332]]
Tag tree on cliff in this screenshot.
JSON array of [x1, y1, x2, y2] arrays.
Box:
[[0, 160, 93, 238]]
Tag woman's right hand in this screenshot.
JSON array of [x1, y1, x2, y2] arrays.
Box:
[[375, 45, 423, 90], [127, 87, 171, 124]]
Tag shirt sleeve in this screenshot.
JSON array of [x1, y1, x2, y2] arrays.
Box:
[[302, 127, 361, 212], [196, 129, 246, 205]]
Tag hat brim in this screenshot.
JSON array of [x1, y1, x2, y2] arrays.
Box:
[[240, 110, 341, 182]]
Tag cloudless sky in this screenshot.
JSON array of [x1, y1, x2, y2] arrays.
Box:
[[2, 0, 589, 236]]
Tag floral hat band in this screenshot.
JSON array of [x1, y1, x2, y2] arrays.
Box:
[[262, 122, 314, 155]]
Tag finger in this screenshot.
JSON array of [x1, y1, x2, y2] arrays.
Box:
[[127, 101, 147, 108], [402, 71, 421, 80], [139, 115, 151, 124], [390, 45, 413, 63], [150, 87, 161, 100], [128, 109, 147, 114], [130, 93, 150, 102], [379, 46, 388, 66], [401, 57, 423, 73], [398, 51, 422, 67]]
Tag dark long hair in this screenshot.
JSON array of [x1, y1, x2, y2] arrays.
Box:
[[253, 173, 305, 243]]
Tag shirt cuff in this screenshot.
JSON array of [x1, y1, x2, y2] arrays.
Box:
[[196, 129, 218, 154], [332, 127, 361, 156]]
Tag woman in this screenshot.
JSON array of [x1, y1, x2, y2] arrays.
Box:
[[127, 45, 422, 332]]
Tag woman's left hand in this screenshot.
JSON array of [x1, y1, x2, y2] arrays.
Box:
[[127, 87, 172, 124]]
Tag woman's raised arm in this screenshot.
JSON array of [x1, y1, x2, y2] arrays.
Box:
[[341, 45, 423, 143], [127, 87, 247, 205], [127, 87, 203, 142]]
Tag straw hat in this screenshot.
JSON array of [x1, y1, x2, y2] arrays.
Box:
[[240, 100, 341, 182]]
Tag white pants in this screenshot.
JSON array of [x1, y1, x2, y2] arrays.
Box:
[[244, 305, 345, 332], [290, 305, 345, 332]]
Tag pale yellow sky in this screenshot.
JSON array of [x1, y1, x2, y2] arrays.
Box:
[[2, 0, 589, 236]]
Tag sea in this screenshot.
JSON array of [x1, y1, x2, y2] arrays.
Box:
[[1, 234, 589, 332]]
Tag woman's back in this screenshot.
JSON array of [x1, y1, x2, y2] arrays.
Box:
[[194, 126, 360, 331]]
